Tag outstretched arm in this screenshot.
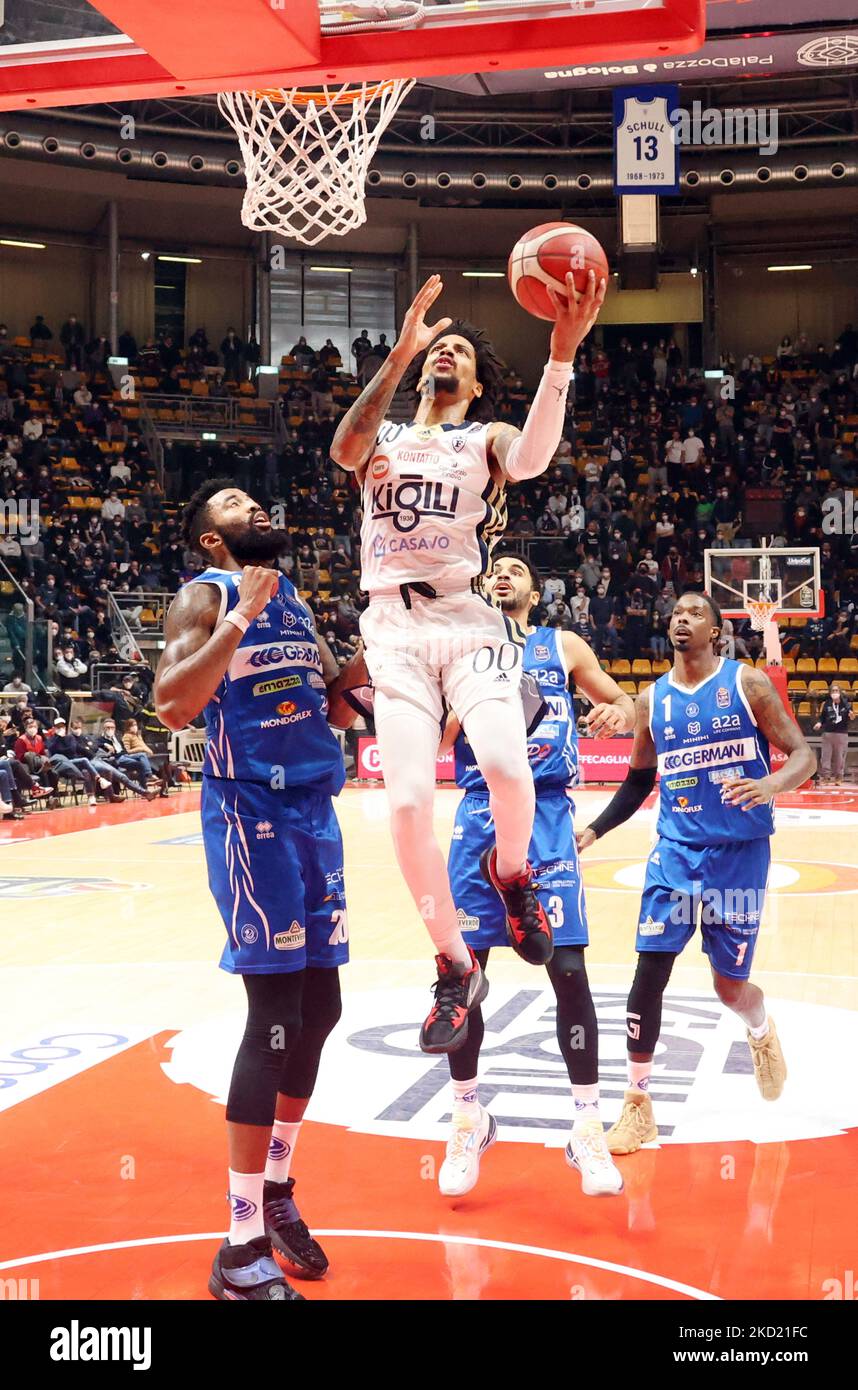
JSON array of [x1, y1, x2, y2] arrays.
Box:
[[563, 631, 635, 738], [489, 268, 606, 482], [330, 275, 452, 473], [576, 692, 657, 851], [722, 667, 816, 808]]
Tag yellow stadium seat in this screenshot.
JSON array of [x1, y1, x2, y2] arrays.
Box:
[[651, 659, 670, 675], [796, 701, 812, 718], [618, 681, 637, 695], [818, 657, 838, 673], [838, 658, 858, 675], [611, 660, 631, 676], [808, 680, 829, 695], [632, 659, 652, 676], [796, 658, 816, 675], [787, 680, 808, 696]]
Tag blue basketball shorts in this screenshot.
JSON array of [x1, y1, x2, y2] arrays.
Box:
[[636, 835, 771, 979], [201, 776, 349, 975], [448, 788, 589, 950]]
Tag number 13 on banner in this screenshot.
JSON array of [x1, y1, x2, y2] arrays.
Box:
[[612, 84, 681, 195]]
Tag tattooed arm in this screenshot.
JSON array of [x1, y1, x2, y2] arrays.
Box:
[[330, 275, 451, 474]]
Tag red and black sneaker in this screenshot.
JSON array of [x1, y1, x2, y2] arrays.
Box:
[[480, 847, 554, 965], [419, 948, 488, 1055]]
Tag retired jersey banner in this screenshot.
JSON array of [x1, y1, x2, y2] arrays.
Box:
[[613, 84, 680, 195]]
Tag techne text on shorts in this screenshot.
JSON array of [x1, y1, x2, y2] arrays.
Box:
[[50, 1320, 152, 1371]]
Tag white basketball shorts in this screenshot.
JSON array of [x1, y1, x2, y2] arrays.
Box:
[[359, 589, 524, 727]]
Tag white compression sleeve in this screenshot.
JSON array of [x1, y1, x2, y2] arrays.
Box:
[[502, 358, 575, 481]]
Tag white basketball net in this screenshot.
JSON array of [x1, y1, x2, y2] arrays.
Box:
[[746, 597, 781, 632], [217, 79, 414, 246]]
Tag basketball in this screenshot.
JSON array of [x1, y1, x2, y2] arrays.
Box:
[[507, 221, 610, 321]]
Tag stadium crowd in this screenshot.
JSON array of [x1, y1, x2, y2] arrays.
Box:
[[1, 313, 857, 801]]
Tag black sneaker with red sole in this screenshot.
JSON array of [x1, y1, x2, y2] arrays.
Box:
[[264, 1177, 328, 1279], [419, 947, 488, 1054], [480, 847, 554, 965]]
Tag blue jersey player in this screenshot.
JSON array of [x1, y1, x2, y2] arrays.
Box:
[[156, 480, 363, 1301], [438, 555, 635, 1198], [577, 592, 816, 1155]]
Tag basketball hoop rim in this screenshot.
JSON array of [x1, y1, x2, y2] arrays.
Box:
[[243, 78, 408, 107]]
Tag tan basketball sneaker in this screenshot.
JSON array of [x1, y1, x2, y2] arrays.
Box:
[[606, 1089, 658, 1155], [747, 1016, 787, 1101]]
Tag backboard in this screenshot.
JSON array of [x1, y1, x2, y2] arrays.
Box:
[[0, 0, 705, 111], [704, 546, 823, 622]]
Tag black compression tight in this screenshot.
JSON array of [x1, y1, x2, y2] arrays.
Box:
[[448, 946, 599, 1086], [225, 968, 342, 1126], [625, 951, 676, 1055]]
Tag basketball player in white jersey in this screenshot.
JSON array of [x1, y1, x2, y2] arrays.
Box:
[[330, 271, 605, 1053]]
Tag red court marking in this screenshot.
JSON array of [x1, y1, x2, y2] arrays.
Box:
[[1, 1035, 853, 1301]]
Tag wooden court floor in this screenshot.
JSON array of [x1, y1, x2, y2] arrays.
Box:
[[1, 784, 856, 1301]]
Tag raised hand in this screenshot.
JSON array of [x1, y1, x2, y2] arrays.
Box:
[[394, 275, 452, 363], [547, 268, 607, 361], [236, 566, 280, 622]]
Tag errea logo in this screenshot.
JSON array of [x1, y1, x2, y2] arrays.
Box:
[[255, 821, 275, 839]]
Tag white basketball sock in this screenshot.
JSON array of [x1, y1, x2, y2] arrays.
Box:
[[451, 1076, 480, 1122], [227, 1168, 266, 1245], [265, 1119, 301, 1184], [572, 1082, 601, 1122], [628, 1060, 652, 1093]]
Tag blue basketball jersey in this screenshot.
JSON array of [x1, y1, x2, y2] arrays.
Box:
[[185, 567, 345, 795], [649, 656, 773, 847], [454, 625, 578, 792]]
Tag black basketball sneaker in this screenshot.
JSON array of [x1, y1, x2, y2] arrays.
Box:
[[264, 1178, 329, 1279], [480, 846, 554, 965], [419, 947, 489, 1054], [208, 1235, 305, 1300]]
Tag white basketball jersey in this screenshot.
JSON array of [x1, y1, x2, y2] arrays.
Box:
[[359, 419, 507, 594], [615, 96, 675, 188]]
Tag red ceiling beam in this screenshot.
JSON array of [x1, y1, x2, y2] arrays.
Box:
[[0, 1, 704, 112], [90, 0, 320, 79]]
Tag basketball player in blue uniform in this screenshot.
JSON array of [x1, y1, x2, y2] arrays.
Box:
[[576, 592, 816, 1154], [437, 555, 635, 1197], [156, 480, 363, 1301]]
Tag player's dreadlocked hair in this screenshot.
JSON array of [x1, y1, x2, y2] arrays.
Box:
[[182, 477, 236, 555], [403, 319, 507, 422]]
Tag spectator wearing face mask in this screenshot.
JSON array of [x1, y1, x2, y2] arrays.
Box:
[[44, 718, 105, 805], [814, 683, 856, 784], [68, 718, 156, 799]]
